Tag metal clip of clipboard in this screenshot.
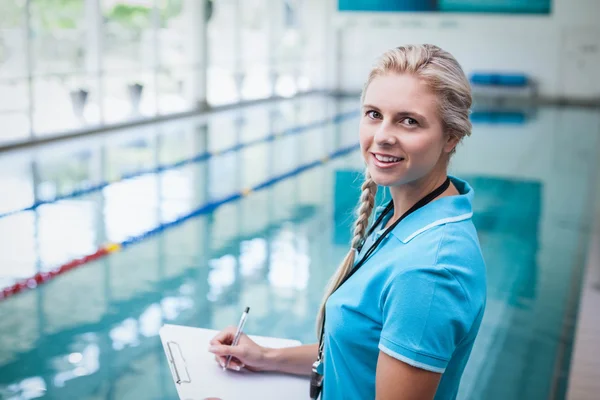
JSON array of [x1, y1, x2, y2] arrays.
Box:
[[166, 341, 191, 384]]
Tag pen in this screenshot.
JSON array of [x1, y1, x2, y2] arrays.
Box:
[[224, 306, 250, 371]]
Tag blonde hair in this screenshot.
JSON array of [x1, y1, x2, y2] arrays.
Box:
[[316, 44, 472, 337]]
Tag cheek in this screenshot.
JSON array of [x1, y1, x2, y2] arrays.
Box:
[[405, 134, 444, 163], [358, 123, 372, 153]]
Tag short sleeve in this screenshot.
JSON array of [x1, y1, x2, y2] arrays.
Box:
[[378, 266, 472, 373]]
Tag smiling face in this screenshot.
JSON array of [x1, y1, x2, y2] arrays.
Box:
[[359, 73, 458, 188]]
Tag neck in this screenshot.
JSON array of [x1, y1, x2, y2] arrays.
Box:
[[387, 169, 450, 226]]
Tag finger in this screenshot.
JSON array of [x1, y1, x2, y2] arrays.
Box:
[[208, 344, 242, 358], [214, 355, 227, 368], [210, 327, 237, 345], [213, 352, 242, 370], [214, 352, 241, 370], [209, 334, 233, 346], [225, 359, 244, 371]]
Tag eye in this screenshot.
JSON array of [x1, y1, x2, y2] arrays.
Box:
[[400, 117, 419, 126], [366, 110, 382, 120]]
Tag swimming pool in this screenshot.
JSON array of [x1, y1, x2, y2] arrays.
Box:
[[0, 95, 599, 399]]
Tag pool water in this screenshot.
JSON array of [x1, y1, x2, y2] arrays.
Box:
[[0, 96, 598, 399]]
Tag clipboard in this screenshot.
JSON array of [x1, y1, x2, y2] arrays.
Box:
[[159, 324, 310, 400]]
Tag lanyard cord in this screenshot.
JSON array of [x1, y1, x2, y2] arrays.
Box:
[[317, 177, 451, 361]]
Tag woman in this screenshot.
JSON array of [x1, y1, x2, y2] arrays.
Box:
[[209, 44, 487, 400]]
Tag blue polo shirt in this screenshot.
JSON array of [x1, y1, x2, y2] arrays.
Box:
[[322, 176, 487, 400]]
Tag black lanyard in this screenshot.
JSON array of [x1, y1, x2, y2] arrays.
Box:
[[317, 176, 451, 361]]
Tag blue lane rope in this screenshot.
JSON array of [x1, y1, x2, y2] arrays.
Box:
[[0, 141, 360, 299], [117, 143, 360, 249], [0, 110, 359, 220]]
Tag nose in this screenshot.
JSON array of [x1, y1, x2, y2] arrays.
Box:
[[373, 121, 397, 147]]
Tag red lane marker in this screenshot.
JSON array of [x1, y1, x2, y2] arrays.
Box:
[[0, 246, 115, 302]]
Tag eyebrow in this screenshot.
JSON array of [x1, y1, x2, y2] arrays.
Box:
[[362, 104, 427, 122]]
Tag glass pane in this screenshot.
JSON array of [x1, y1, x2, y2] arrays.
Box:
[[207, 0, 237, 106], [102, 0, 157, 122], [273, 0, 304, 97], [102, 0, 154, 72], [30, 0, 86, 75], [0, 1, 29, 143], [103, 72, 156, 123], [157, 0, 195, 113], [240, 0, 269, 100], [158, 0, 188, 68], [299, 0, 326, 90], [0, 1, 27, 79], [32, 74, 101, 135], [157, 67, 191, 114], [30, 1, 101, 135], [0, 80, 29, 144]]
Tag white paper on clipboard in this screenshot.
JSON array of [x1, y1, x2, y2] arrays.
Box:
[[159, 324, 310, 400]]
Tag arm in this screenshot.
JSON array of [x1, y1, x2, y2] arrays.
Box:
[[265, 343, 318, 376], [375, 351, 441, 400]]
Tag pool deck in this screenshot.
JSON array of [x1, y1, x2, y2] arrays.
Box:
[[567, 156, 600, 400]]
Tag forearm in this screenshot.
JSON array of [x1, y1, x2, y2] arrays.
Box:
[[264, 343, 318, 377]]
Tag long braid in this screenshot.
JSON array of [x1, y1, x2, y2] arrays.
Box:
[[351, 171, 378, 250], [316, 168, 378, 336]]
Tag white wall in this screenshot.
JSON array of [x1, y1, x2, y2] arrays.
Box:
[[332, 0, 600, 100]]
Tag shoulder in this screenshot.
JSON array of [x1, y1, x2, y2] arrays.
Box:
[[435, 221, 487, 310], [389, 218, 485, 274], [383, 221, 486, 315], [380, 263, 469, 310]]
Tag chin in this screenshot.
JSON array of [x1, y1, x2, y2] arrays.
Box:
[[369, 169, 407, 187]]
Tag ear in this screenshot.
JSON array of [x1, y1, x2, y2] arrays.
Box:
[[443, 134, 460, 153]]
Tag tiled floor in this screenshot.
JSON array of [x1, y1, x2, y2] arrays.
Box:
[[567, 170, 600, 400]]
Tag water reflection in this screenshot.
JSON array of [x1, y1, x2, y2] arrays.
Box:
[[0, 196, 325, 399], [53, 343, 100, 388], [269, 227, 310, 291], [5, 376, 46, 399], [0, 96, 357, 399], [208, 255, 237, 302], [0, 96, 355, 289]]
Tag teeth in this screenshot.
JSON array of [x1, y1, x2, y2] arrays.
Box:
[[375, 154, 402, 163]]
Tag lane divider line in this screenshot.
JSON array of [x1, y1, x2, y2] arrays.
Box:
[[0, 110, 359, 220], [0, 143, 360, 301]]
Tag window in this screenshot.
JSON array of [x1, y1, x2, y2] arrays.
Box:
[[240, 0, 270, 100], [102, 0, 157, 122], [0, 1, 29, 143], [30, 0, 101, 135], [207, 0, 237, 105]]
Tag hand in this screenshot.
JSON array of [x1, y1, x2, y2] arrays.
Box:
[[208, 326, 272, 372]]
